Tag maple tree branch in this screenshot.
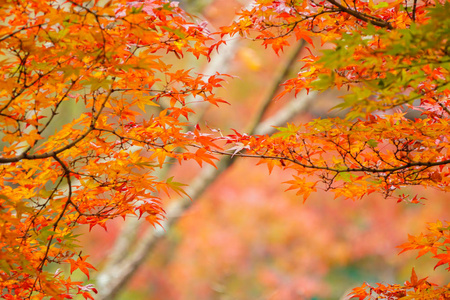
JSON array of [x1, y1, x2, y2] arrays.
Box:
[[210, 149, 450, 175], [0, 56, 75, 117], [37, 77, 81, 136], [325, 0, 393, 29], [0, 80, 115, 164], [29, 154, 74, 298], [437, 101, 450, 116], [0, 23, 45, 42], [21, 176, 66, 245]]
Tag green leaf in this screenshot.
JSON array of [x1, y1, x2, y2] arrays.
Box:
[[162, 26, 187, 39], [311, 73, 335, 90], [367, 139, 378, 148], [373, 2, 389, 9]]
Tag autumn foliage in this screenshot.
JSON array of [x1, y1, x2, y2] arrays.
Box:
[[0, 0, 226, 298], [0, 0, 449, 299]]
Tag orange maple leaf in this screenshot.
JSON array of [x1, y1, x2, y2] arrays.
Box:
[[67, 255, 97, 280]]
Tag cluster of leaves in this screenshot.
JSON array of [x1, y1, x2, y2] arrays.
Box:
[[0, 0, 228, 298], [351, 221, 450, 299], [216, 0, 450, 298], [221, 0, 450, 199], [221, 111, 450, 201]]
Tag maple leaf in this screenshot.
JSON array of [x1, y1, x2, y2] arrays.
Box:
[[67, 256, 97, 280], [268, 38, 290, 56], [349, 282, 370, 300], [227, 142, 250, 158], [294, 29, 314, 47], [433, 252, 450, 271], [404, 268, 428, 290]]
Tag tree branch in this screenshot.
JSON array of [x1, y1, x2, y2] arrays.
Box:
[[326, 0, 393, 29], [0, 80, 115, 164]]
